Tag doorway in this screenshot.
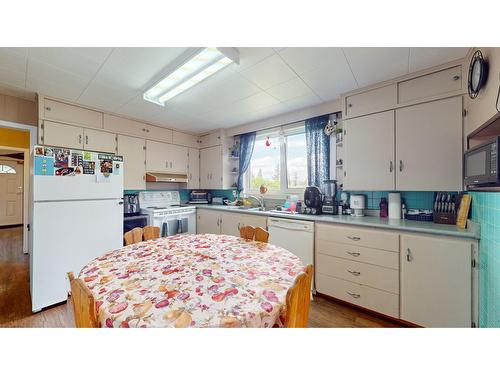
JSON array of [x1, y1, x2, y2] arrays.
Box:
[[0, 152, 24, 226]]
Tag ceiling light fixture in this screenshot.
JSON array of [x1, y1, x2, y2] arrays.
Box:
[[143, 47, 239, 106]]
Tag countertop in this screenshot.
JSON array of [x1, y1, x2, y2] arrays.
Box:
[[193, 204, 480, 240]]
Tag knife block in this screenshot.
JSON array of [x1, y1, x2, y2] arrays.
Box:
[[433, 193, 462, 225]]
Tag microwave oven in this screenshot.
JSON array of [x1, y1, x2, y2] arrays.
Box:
[[464, 136, 499, 188]]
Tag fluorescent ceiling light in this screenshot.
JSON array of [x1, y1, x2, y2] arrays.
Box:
[[143, 47, 238, 106]]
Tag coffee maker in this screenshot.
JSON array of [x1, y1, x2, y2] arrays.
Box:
[[321, 180, 338, 215], [124, 193, 140, 216]]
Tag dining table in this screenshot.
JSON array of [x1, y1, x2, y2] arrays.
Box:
[[79, 233, 306, 328]]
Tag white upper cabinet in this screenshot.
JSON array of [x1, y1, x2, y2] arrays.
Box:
[[103, 114, 172, 144], [398, 65, 463, 104], [395, 96, 463, 191], [187, 148, 200, 189], [173, 131, 200, 149], [344, 84, 397, 118], [145, 140, 188, 174], [83, 128, 116, 153], [200, 131, 222, 149], [200, 145, 222, 189], [43, 99, 103, 129], [344, 111, 395, 190], [117, 135, 146, 190], [42, 121, 84, 149], [400, 234, 472, 327]]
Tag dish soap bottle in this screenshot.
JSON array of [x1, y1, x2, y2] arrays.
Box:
[[379, 198, 388, 218]]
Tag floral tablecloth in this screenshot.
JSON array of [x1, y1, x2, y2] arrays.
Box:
[[79, 233, 305, 328]]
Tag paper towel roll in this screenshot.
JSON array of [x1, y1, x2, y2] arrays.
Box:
[[388, 193, 401, 219]]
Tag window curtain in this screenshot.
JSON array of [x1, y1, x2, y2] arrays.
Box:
[[237, 131, 256, 191], [305, 115, 330, 187]]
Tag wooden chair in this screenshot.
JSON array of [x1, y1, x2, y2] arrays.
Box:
[[239, 226, 269, 243], [254, 227, 269, 243], [67, 272, 98, 328], [239, 225, 255, 240], [124, 227, 143, 245], [143, 225, 160, 241], [285, 264, 313, 328]]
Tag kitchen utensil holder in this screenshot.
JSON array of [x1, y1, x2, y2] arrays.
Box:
[[433, 193, 462, 225]]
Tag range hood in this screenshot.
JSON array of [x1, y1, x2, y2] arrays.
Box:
[[145, 172, 188, 183]]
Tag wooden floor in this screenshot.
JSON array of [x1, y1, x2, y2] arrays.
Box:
[[0, 226, 401, 328]]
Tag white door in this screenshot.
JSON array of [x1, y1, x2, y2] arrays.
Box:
[[166, 144, 188, 173], [400, 234, 472, 327], [146, 140, 168, 172], [188, 148, 199, 189], [220, 212, 242, 236], [395, 96, 463, 191], [344, 111, 395, 190], [0, 160, 23, 226], [117, 135, 146, 190], [83, 128, 117, 153], [43, 121, 83, 149], [196, 209, 221, 234]]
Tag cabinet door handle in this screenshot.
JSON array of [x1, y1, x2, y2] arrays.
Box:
[[389, 160, 393, 172], [85, 135, 88, 145], [399, 160, 403, 172], [78, 135, 82, 144], [347, 269, 361, 276], [347, 236, 361, 241], [348, 103, 352, 108], [346, 251, 360, 257], [142, 128, 146, 132], [452, 75, 460, 81], [406, 248, 413, 262], [237, 223, 241, 230], [347, 292, 360, 299], [170, 162, 172, 168]]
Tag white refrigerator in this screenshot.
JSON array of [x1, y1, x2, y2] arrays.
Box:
[[30, 146, 124, 311]]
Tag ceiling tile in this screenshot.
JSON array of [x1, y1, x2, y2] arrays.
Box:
[[266, 77, 317, 101], [343, 47, 409, 86], [28, 48, 112, 78], [233, 48, 276, 71], [0, 48, 27, 73], [281, 93, 323, 112], [0, 66, 26, 88], [240, 54, 297, 90], [409, 47, 469, 72], [77, 81, 139, 111], [26, 75, 84, 101], [278, 47, 346, 76], [300, 64, 358, 101], [94, 47, 188, 90], [27, 59, 89, 93]]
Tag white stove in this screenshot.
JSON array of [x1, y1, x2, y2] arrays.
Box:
[[139, 191, 196, 236]]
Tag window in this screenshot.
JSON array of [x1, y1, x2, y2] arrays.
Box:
[[0, 165, 16, 174], [246, 123, 307, 195]]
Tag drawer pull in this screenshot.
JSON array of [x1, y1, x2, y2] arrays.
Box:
[[452, 75, 460, 81], [346, 251, 360, 257], [347, 236, 361, 241], [347, 292, 360, 299], [347, 269, 361, 276], [45, 106, 51, 111], [406, 248, 413, 262]]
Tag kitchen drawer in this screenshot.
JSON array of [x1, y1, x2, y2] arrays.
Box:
[[345, 84, 397, 118], [316, 273, 399, 318], [316, 239, 399, 269], [398, 65, 462, 104], [43, 99, 103, 129], [315, 223, 399, 252], [316, 253, 399, 293]]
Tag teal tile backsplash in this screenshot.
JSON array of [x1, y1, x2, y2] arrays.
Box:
[[123, 189, 237, 203], [469, 192, 500, 328], [341, 191, 454, 210]]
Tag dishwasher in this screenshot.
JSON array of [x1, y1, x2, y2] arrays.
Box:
[[267, 217, 314, 266]]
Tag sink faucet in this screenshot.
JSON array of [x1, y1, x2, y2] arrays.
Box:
[[246, 195, 265, 210]]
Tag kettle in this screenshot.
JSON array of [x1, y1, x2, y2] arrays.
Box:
[[304, 186, 322, 209]]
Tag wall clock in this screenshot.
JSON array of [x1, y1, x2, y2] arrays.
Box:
[[468, 50, 488, 99]]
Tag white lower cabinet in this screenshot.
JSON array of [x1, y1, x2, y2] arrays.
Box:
[[196, 209, 222, 234], [315, 223, 477, 327], [196, 209, 267, 237], [400, 234, 473, 328], [315, 223, 400, 319]]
